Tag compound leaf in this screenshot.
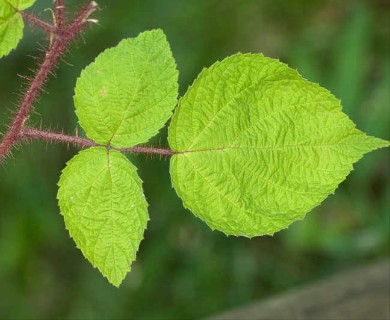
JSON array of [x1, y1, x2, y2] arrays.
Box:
[[0, 0, 36, 58], [57, 147, 149, 287], [169, 53, 389, 237], [74, 29, 179, 148]]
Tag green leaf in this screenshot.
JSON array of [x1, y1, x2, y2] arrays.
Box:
[[169, 53, 389, 237], [0, 0, 36, 58], [74, 29, 179, 148], [14, 0, 36, 11], [57, 147, 149, 287]]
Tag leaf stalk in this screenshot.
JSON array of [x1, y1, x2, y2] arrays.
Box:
[[19, 127, 175, 157]]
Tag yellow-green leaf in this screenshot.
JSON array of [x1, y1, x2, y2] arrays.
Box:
[[169, 53, 389, 237], [0, 0, 36, 58], [57, 147, 149, 286], [74, 29, 179, 148]]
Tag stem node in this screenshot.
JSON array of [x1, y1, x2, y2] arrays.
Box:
[[0, 1, 97, 161]]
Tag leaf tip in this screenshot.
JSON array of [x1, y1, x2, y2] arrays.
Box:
[[106, 274, 125, 288], [364, 135, 390, 153]]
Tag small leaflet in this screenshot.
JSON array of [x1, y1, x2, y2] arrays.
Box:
[[57, 147, 149, 287], [74, 29, 179, 148]]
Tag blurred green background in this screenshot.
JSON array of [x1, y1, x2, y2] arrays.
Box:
[[0, 0, 389, 319]]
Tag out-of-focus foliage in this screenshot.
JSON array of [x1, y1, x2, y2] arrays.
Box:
[[0, 0, 388, 319]]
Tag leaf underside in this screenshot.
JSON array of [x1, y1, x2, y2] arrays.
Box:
[[0, 0, 36, 58], [168, 53, 389, 237], [57, 147, 149, 287], [74, 29, 179, 148]]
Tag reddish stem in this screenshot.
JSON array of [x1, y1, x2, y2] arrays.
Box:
[[0, 1, 97, 161], [55, 0, 66, 31], [21, 12, 54, 34], [20, 127, 97, 149], [19, 127, 175, 156], [118, 146, 174, 156]]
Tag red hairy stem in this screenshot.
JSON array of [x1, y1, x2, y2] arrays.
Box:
[[118, 146, 174, 156], [19, 127, 175, 156], [55, 0, 66, 30], [0, 1, 98, 161], [20, 12, 54, 34], [20, 127, 98, 149]]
